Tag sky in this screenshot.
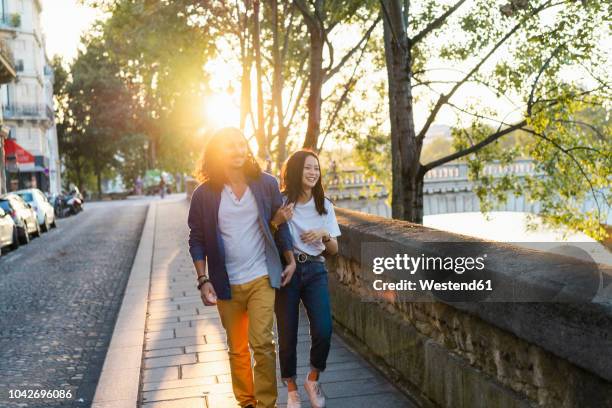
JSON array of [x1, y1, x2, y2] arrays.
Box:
[[41, 0, 102, 62]]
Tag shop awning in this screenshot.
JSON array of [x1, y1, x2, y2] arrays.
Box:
[[4, 138, 34, 165]]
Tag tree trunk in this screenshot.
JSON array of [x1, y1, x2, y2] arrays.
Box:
[[75, 159, 83, 192], [95, 168, 102, 196], [253, 0, 267, 159], [270, 0, 287, 169], [381, 0, 424, 223], [276, 125, 288, 170], [239, 3, 253, 132], [302, 24, 324, 150]]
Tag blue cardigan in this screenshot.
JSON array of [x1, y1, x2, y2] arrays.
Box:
[[187, 172, 293, 300]]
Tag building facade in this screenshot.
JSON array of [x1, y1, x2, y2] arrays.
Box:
[[0, 16, 16, 194], [0, 0, 60, 194]]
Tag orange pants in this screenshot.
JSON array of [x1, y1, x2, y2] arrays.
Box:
[[217, 275, 277, 408]]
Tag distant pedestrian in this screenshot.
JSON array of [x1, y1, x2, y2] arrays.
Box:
[[159, 176, 166, 199], [135, 176, 143, 195]]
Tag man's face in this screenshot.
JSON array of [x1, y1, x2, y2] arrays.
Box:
[[220, 133, 248, 169]]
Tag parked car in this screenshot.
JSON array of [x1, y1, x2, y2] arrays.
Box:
[[15, 188, 57, 231], [0, 207, 19, 253], [0, 193, 40, 244]]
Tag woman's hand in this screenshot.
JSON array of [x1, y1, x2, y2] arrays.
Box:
[[272, 202, 294, 225], [199, 282, 218, 306], [300, 229, 328, 244]]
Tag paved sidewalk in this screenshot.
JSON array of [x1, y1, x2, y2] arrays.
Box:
[[138, 198, 412, 407]]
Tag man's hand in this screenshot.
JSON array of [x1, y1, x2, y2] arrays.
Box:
[[300, 228, 327, 244], [199, 282, 218, 306], [280, 261, 296, 287], [272, 202, 295, 225]]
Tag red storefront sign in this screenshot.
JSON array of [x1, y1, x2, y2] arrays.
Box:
[[4, 138, 34, 164]]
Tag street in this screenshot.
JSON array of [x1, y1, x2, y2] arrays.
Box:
[[0, 198, 151, 407]]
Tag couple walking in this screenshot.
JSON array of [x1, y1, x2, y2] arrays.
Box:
[[187, 127, 341, 408]]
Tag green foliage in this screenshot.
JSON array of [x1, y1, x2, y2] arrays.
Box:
[[66, 0, 610, 240], [375, 0, 611, 237], [61, 0, 217, 191], [65, 36, 137, 192], [100, 0, 214, 172]]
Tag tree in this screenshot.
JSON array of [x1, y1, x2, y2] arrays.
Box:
[[99, 0, 214, 171], [67, 36, 136, 194], [379, 0, 610, 239], [294, 0, 380, 149]]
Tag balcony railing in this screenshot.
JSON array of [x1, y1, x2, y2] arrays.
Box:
[[46, 104, 54, 121], [3, 103, 50, 120]]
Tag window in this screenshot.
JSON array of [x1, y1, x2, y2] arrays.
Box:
[[18, 192, 33, 203], [0, 200, 11, 212]]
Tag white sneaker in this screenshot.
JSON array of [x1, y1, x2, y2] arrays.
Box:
[[287, 389, 302, 408], [304, 377, 325, 408]]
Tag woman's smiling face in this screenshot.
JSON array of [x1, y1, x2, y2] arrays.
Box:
[[302, 155, 320, 189]]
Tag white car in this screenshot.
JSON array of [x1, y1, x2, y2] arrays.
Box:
[[15, 188, 57, 232], [0, 207, 18, 252]]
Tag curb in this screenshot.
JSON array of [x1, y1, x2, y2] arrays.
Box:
[[91, 202, 157, 407]]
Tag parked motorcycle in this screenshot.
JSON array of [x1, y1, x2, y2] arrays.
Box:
[[66, 191, 83, 214], [53, 189, 84, 218]]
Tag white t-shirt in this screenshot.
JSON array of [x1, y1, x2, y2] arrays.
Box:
[[286, 196, 341, 256], [218, 185, 268, 284]]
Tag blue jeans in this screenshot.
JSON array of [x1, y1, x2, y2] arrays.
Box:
[[275, 260, 333, 381]]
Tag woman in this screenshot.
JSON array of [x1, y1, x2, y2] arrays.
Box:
[[271, 149, 341, 408]]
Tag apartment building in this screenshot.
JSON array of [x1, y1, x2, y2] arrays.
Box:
[[0, 12, 16, 194], [0, 0, 60, 194]]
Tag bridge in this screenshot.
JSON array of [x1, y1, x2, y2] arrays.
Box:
[[326, 160, 610, 223]]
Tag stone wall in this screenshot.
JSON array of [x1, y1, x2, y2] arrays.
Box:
[[328, 208, 612, 408]]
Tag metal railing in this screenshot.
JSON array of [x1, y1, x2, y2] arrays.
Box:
[[423, 159, 539, 181], [3, 103, 49, 119]]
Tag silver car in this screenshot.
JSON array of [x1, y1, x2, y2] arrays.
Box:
[[16, 188, 57, 232]]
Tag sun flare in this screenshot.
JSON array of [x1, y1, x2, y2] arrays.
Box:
[[203, 93, 241, 130]]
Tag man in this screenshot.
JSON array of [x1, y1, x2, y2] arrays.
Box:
[[188, 127, 295, 408]]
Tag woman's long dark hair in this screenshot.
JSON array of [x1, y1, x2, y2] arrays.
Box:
[[280, 149, 327, 215], [195, 127, 262, 190]]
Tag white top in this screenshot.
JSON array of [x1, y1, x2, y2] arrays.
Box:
[[286, 196, 341, 256], [218, 185, 268, 285]]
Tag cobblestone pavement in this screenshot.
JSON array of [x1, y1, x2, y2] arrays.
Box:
[[139, 199, 414, 407], [0, 198, 151, 407]]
